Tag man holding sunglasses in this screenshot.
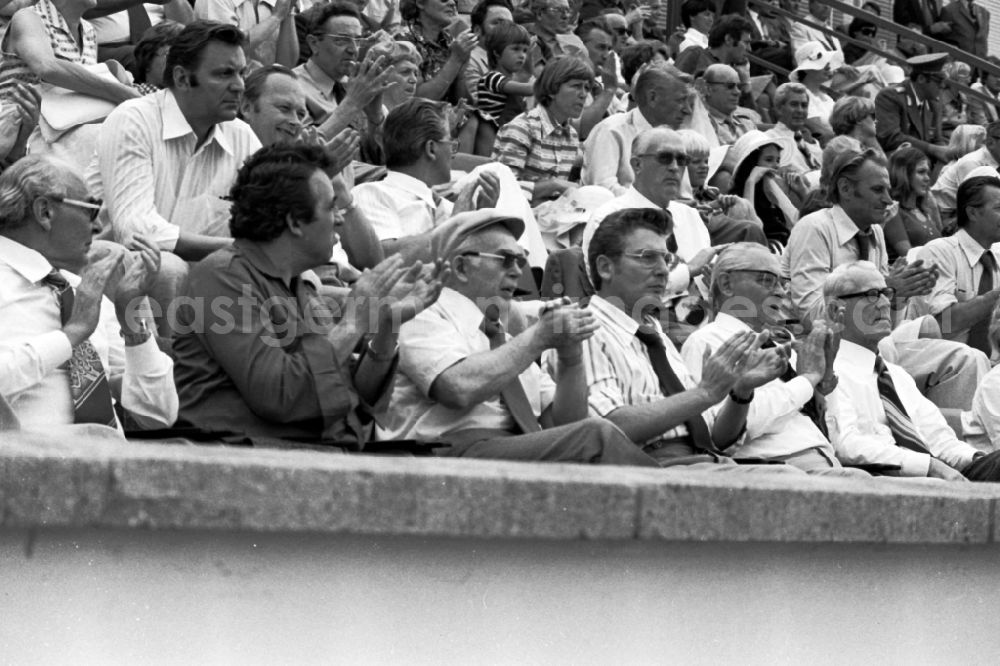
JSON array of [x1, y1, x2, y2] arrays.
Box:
[[0, 155, 177, 434], [874, 53, 951, 163], [825, 261, 1000, 482], [380, 210, 661, 466]]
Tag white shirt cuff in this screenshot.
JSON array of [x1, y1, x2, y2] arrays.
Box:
[[30, 331, 73, 374], [123, 335, 169, 375]]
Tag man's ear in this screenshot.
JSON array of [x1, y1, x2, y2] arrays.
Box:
[[450, 254, 470, 283], [31, 196, 54, 233], [286, 212, 305, 237], [423, 138, 438, 162], [715, 271, 735, 297], [172, 65, 192, 90], [595, 254, 615, 285]]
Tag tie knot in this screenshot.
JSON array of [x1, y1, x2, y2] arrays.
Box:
[[41, 269, 69, 292], [793, 132, 803, 142], [480, 312, 503, 339], [635, 325, 665, 349], [982, 251, 997, 269], [874, 354, 889, 374]]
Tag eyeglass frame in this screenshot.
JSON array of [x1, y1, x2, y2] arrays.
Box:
[[542, 5, 572, 17], [633, 150, 690, 168], [729, 269, 782, 290], [704, 80, 740, 90], [315, 32, 362, 47], [460, 250, 529, 269], [434, 137, 460, 155], [620, 249, 675, 268], [48, 195, 102, 222], [835, 286, 896, 303]]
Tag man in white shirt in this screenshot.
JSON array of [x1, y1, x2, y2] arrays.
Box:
[[92, 21, 263, 335], [789, 0, 843, 60], [702, 64, 757, 147], [380, 211, 659, 466], [909, 175, 1000, 356], [581, 67, 690, 196], [930, 122, 1000, 222], [824, 261, 1000, 481], [0, 155, 177, 434], [968, 62, 1000, 125], [677, 0, 713, 54], [682, 243, 866, 476], [764, 82, 822, 180]]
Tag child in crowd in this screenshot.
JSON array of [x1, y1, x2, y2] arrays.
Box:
[[474, 22, 534, 154]]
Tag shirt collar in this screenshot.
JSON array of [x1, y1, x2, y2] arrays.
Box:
[[303, 59, 338, 98], [631, 107, 654, 133], [830, 204, 868, 247], [384, 171, 436, 206], [908, 81, 926, 106], [622, 186, 660, 209], [838, 338, 878, 370], [437, 286, 490, 324], [712, 312, 753, 336], [955, 227, 995, 266], [161, 89, 234, 154], [0, 235, 55, 285], [232, 239, 296, 286], [535, 105, 571, 138]]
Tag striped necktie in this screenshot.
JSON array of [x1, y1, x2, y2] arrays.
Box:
[[874, 354, 928, 454], [41, 270, 118, 428], [480, 313, 542, 434]]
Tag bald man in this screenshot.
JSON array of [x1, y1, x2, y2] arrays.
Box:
[[702, 63, 757, 146]]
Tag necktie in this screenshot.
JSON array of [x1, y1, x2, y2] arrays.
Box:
[[874, 354, 929, 454], [967, 252, 996, 354], [793, 132, 820, 170], [332, 80, 348, 104], [41, 270, 118, 428], [764, 341, 828, 438], [634, 325, 717, 453], [480, 313, 542, 434], [855, 229, 872, 261], [969, 1, 980, 30]]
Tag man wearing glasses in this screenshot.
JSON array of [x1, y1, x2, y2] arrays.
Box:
[[379, 210, 661, 466], [824, 261, 1000, 482], [0, 155, 177, 434], [874, 53, 951, 162], [529, 0, 587, 74], [701, 63, 757, 146]]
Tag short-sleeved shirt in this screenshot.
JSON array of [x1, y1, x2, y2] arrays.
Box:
[[476, 70, 525, 127], [378, 287, 557, 441], [0, 0, 98, 93], [492, 105, 582, 195], [396, 20, 461, 102], [173, 240, 391, 447]]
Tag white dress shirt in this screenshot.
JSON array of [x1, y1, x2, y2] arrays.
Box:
[[828, 340, 977, 476], [90, 89, 262, 251], [580, 107, 655, 196], [930, 147, 999, 217], [764, 122, 822, 175], [677, 27, 708, 54], [0, 236, 177, 432], [908, 229, 1000, 345], [351, 171, 454, 241], [566, 294, 721, 446], [963, 365, 1000, 453], [681, 312, 837, 460], [378, 287, 556, 441], [293, 59, 344, 120]]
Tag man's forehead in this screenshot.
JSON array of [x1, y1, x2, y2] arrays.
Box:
[[262, 73, 305, 98], [604, 14, 627, 28], [622, 227, 668, 249], [200, 42, 246, 69], [649, 136, 685, 153], [323, 15, 362, 33], [485, 6, 512, 20]]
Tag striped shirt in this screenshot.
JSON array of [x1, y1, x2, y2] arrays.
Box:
[[547, 294, 720, 446], [89, 88, 262, 251], [476, 70, 524, 128], [492, 105, 582, 197], [0, 0, 98, 94]]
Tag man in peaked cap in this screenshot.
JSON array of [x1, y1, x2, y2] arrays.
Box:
[[874, 52, 950, 162]]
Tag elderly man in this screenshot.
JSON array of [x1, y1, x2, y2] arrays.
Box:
[[91, 21, 263, 336], [702, 64, 757, 147], [874, 53, 950, 162], [0, 155, 177, 433], [172, 144, 445, 447], [528, 0, 588, 74], [824, 261, 1000, 481], [581, 67, 692, 196], [569, 207, 798, 471], [909, 176, 1000, 357], [784, 148, 989, 414], [681, 243, 866, 476], [379, 211, 658, 466], [764, 82, 822, 178], [930, 120, 1000, 221]]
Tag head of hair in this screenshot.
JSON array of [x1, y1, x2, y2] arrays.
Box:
[[309, 0, 361, 33], [621, 40, 670, 85], [241, 64, 297, 109], [681, 0, 714, 28], [484, 21, 531, 67], [728, 144, 779, 196], [381, 97, 449, 169], [772, 81, 808, 110], [534, 56, 594, 107], [363, 37, 423, 68], [847, 17, 876, 38], [828, 148, 886, 204], [822, 260, 882, 303], [587, 207, 673, 290], [707, 14, 752, 49], [948, 124, 986, 156], [470, 0, 514, 31], [888, 145, 930, 207], [943, 59, 971, 80], [0, 155, 77, 232], [133, 21, 184, 85], [632, 65, 686, 107], [829, 96, 875, 136], [956, 175, 1000, 228], [228, 144, 332, 242], [575, 17, 611, 43], [677, 128, 710, 159], [164, 21, 246, 89]]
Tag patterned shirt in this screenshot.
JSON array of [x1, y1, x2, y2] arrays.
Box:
[[396, 20, 459, 101], [0, 0, 98, 94], [492, 105, 582, 197], [476, 70, 525, 127]]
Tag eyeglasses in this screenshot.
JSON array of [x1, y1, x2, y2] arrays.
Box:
[[610, 27, 628, 35], [317, 33, 361, 47], [543, 6, 572, 17], [705, 80, 740, 90], [837, 287, 896, 302], [435, 137, 459, 155], [633, 150, 689, 167], [858, 27, 877, 37], [50, 195, 102, 222], [461, 251, 528, 269], [732, 270, 781, 290], [621, 249, 673, 267]]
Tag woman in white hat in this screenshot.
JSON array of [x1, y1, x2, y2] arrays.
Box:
[[726, 130, 808, 243], [791, 41, 838, 140]]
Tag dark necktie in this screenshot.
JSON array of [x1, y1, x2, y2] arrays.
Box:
[[855, 229, 872, 261], [480, 313, 542, 434], [793, 132, 820, 170], [967, 251, 996, 355], [764, 341, 829, 437], [634, 325, 716, 453], [874, 354, 929, 454], [969, 1, 980, 30], [332, 80, 348, 104], [41, 270, 118, 428]]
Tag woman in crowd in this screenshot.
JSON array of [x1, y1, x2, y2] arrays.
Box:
[[940, 60, 972, 137], [727, 130, 806, 244], [829, 95, 884, 157], [492, 55, 591, 205], [132, 20, 184, 94], [883, 146, 948, 261], [397, 0, 477, 103]]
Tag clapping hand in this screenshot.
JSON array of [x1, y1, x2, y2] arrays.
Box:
[[453, 171, 501, 213], [732, 330, 789, 395]]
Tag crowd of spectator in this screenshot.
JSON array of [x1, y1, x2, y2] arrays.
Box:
[[7, 0, 1000, 486]]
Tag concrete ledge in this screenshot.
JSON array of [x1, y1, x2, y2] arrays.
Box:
[[2, 431, 1000, 544]]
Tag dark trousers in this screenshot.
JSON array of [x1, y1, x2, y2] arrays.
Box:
[[439, 418, 659, 467], [963, 450, 1000, 481]]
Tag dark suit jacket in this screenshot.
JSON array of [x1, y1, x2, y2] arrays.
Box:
[[875, 81, 944, 154], [940, 1, 990, 58], [540, 247, 593, 300], [894, 0, 941, 31]]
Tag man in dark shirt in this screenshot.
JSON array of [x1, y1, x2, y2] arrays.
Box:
[[172, 144, 447, 447]]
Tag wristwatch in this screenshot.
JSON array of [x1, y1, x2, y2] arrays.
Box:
[[121, 318, 152, 347]]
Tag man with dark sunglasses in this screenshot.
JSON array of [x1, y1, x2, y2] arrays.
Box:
[[874, 52, 951, 162], [702, 63, 757, 147], [380, 210, 661, 466]]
